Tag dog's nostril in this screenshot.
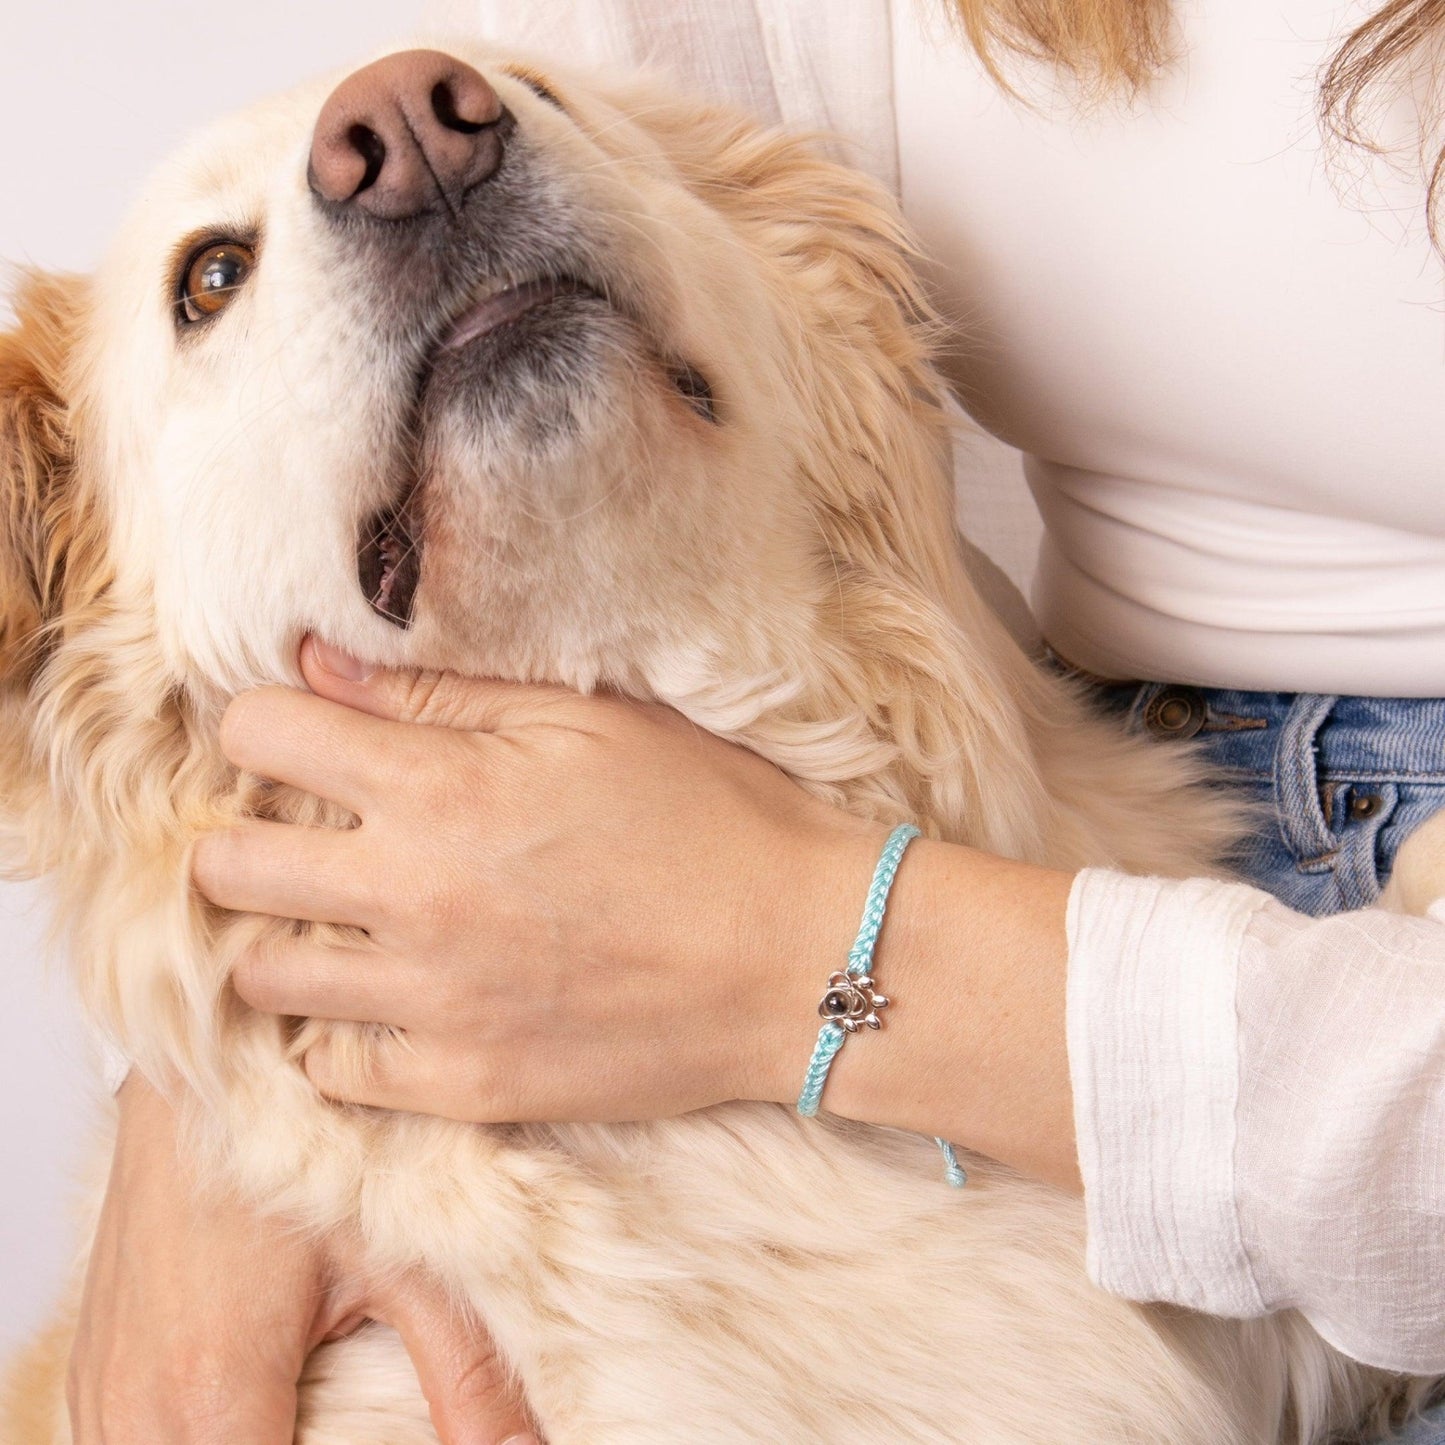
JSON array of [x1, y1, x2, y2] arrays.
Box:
[[347, 124, 388, 196], [310, 53, 505, 217], [431, 80, 488, 136]]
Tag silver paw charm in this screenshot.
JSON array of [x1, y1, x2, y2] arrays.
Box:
[[817, 972, 889, 1032]]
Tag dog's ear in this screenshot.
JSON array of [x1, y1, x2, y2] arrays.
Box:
[[0, 271, 87, 689]]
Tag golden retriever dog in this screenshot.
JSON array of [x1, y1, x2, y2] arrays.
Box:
[[1, 38, 1437, 1445]]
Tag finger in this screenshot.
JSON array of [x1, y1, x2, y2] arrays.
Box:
[[220, 685, 409, 812], [378, 1276, 539, 1445], [193, 820, 378, 929], [303, 635, 573, 734], [233, 936, 406, 1025], [304, 1032, 482, 1118]]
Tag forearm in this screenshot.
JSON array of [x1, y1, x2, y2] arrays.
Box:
[[75, 1077, 536, 1444], [761, 832, 1081, 1192]]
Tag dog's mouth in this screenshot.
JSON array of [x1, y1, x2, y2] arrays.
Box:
[[358, 499, 422, 628], [438, 274, 603, 350], [356, 274, 607, 628]]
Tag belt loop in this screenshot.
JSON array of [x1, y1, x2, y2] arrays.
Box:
[[1273, 694, 1340, 867], [1337, 782, 1400, 909]]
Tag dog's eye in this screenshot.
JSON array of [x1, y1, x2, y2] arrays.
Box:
[[507, 68, 565, 111], [670, 364, 719, 424], [179, 242, 255, 323]]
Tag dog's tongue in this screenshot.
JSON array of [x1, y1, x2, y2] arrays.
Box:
[[442, 278, 591, 350]]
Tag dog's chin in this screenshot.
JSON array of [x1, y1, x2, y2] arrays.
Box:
[[357, 281, 621, 630]]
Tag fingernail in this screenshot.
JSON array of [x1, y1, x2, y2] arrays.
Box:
[[311, 638, 374, 682]]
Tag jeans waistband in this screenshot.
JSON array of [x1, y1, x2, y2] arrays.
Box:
[[1092, 685, 1445, 784], [1076, 679, 1445, 914]]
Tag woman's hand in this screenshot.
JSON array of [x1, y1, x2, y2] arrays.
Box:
[[193, 639, 881, 1123], [69, 1073, 538, 1445]]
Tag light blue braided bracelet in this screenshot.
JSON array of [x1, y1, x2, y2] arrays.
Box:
[[796, 823, 967, 1189]]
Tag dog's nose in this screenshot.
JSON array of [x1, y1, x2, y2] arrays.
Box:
[[309, 50, 508, 220]]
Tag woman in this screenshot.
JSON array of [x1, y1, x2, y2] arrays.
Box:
[[68, 1, 1445, 1441]]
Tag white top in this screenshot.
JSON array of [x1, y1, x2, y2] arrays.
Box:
[[891, 0, 1445, 695], [440, 0, 1445, 1372]]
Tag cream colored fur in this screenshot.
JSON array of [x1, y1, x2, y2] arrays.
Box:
[[1, 39, 1436, 1444], [1380, 812, 1445, 917]]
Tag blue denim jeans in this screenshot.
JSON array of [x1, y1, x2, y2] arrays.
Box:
[[1094, 684, 1445, 915], [1089, 682, 1445, 1442], [1393, 1408, 1445, 1445]]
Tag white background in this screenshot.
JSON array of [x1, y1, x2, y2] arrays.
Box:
[[0, 0, 429, 1363]]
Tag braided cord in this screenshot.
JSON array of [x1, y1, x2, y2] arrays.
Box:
[[795, 824, 967, 1188], [845, 823, 919, 977], [796, 1020, 847, 1117], [936, 1138, 968, 1189]]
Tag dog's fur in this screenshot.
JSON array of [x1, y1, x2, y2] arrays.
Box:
[[0, 40, 1436, 1443]]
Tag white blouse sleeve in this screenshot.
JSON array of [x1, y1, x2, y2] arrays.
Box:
[[1067, 869, 1445, 1374]]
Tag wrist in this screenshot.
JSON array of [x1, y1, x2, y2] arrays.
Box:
[[820, 839, 1080, 1189]]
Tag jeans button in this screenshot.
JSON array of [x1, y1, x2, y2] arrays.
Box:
[[1144, 686, 1207, 740], [1349, 790, 1384, 820]]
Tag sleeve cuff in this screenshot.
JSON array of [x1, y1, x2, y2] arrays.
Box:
[[1066, 868, 1271, 1317]]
